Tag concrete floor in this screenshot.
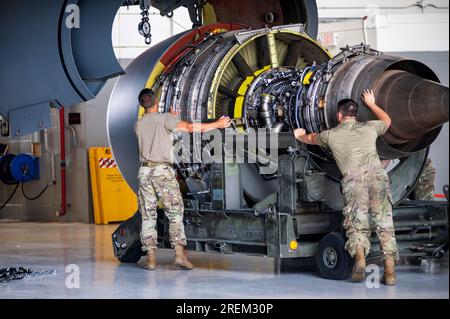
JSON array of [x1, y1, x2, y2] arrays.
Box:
[[0, 221, 448, 299]]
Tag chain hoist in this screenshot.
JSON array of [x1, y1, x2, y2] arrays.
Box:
[[138, 0, 152, 45]]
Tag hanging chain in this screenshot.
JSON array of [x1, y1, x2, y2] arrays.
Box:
[[0, 267, 55, 283]]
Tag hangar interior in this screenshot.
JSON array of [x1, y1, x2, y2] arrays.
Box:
[[0, 0, 449, 299]]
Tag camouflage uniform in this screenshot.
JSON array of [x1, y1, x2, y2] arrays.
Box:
[[137, 164, 187, 251], [341, 165, 399, 261], [413, 158, 436, 201], [318, 119, 399, 261]]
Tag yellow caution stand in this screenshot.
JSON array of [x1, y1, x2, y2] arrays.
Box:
[[88, 147, 137, 225]]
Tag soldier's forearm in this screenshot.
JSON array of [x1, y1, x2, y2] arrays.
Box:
[[190, 122, 218, 133], [176, 121, 218, 133], [366, 102, 392, 127], [297, 134, 320, 145]]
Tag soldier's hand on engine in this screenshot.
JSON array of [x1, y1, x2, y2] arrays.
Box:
[[216, 116, 232, 129], [294, 128, 307, 139], [362, 89, 376, 107]]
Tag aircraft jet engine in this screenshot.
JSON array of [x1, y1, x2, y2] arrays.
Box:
[[108, 23, 449, 211]]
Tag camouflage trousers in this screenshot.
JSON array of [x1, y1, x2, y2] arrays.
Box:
[[413, 158, 436, 201], [341, 166, 399, 261], [137, 165, 187, 251]]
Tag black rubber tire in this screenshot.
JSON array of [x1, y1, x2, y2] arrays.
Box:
[[118, 244, 143, 264], [315, 232, 354, 280]]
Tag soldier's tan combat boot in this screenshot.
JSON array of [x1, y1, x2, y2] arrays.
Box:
[[351, 247, 366, 282], [174, 245, 194, 270], [382, 256, 396, 286], [143, 249, 157, 270]]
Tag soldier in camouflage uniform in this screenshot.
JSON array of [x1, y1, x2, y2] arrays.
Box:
[[341, 166, 397, 261], [295, 90, 398, 285], [412, 158, 436, 201], [137, 165, 187, 255], [135, 88, 231, 270]]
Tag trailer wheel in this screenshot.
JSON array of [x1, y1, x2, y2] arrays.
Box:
[[118, 245, 143, 264], [316, 232, 353, 280]]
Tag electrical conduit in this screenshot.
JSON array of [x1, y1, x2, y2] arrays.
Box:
[[58, 107, 67, 217]]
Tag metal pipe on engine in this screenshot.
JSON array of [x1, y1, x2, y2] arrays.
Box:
[[260, 94, 275, 129]]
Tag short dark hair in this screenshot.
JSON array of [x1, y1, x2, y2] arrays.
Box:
[[337, 99, 358, 117], [138, 88, 156, 110]]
